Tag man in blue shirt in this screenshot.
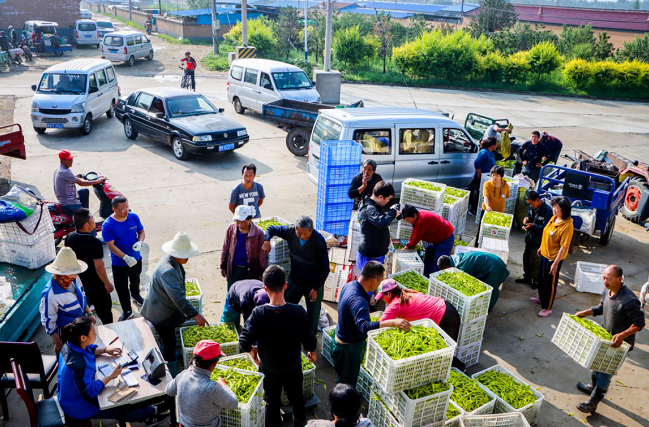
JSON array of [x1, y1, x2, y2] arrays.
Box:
[[469, 137, 498, 214], [102, 196, 146, 321], [333, 261, 410, 386], [229, 163, 265, 219], [519, 131, 550, 182]]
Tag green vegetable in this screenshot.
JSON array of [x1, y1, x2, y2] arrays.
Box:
[[185, 280, 200, 297], [454, 240, 469, 247], [446, 403, 461, 420], [569, 315, 613, 340], [326, 328, 335, 338], [405, 181, 442, 192], [256, 218, 288, 231], [448, 370, 491, 412], [404, 381, 450, 400], [301, 353, 315, 372], [211, 367, 261, 403], [220, 356, 258, 372], [375, 325, 447, 360], [392, 271, 428, 294], [496, 160, 516, 169], [370, 315, 381, 322], [476, 370, 537, 409], [482, 212, 512, 227], [182, 324, 238, 348], [444, 195, 460, 205], [436, 271, 488, 296], [445, 187, 469, 199]]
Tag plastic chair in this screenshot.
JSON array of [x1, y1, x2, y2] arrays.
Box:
[[10, 358, 64, 427], [0, 342, 58, 420]]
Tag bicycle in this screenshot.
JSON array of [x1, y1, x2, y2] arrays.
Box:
[[179, 66, 192, 90]]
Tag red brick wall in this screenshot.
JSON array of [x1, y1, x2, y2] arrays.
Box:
[[0, 0, 81, 28]]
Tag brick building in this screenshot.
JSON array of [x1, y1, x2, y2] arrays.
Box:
[[0, 0, 81, 29]]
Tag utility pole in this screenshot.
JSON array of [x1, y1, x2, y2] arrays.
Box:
[[323, 0, 332, 70], [304, 0, 308, 60], [212, 0, 220, 54], [129, 0, 132, 21], [242, 0, 248, 45]]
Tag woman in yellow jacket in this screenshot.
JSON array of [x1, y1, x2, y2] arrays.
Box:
[[476, 165, 510, 245]]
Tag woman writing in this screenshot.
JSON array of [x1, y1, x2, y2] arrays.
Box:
[[306, 384, 374, 427], [476, 165, 510, 245], [469, 137, 498, 214]]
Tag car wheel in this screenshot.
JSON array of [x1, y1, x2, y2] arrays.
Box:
[[128, 55, 135, 67], [286, 128, 310, 156], [172, 137, 189, 160], [55, 50, 63, 57], [34, 127, 46, 134], [621, 177, 649, 223], [124, 118, 138, 139], [147, 50, 154, 61], [233, 97, 245, 114], [600, 215, 616, 246], [80, 114, 93, 135], [106, 101, 115, 118]]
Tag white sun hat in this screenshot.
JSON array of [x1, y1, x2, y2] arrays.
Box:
[[45, 247, 88, 275], [232, 205, 255, 221], [162, 232, 200, 258]]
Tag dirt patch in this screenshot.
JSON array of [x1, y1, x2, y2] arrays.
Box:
[[0, 96, 15, 195]]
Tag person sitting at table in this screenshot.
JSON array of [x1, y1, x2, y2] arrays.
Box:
[[166, 340, 239, 427], [57, 316, 168, 425]]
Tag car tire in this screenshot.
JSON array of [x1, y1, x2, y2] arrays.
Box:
[[621, 177, 649, 223], [80, 114, 93, 135], [106, 101, 115, 118], [128, 55, 135, 67], [34, 127, 46, 134], [55, 50, 63, 57], [286, 128, 310, 156], [124, 118, 138, 139], [172, 137, 189, 160], [233, 97, 245, 114], [147, 50, 154, 61], [600, 215, 616, 246]]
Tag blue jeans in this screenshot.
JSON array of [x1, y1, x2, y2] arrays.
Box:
[[423, 233, 455, 277], [595, 371, 613, 392], [94, 405, 154, 422], [356, 252, 385, 273], [61, 188, 90, 215], [220, 296, 241, 325]]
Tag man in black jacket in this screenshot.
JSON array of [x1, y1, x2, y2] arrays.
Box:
[[515, 191, 552, 289], [348, 159, 383, 210], [263, 215, 329, 335]]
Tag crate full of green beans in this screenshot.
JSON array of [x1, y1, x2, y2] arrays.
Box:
[[357, 367, 375, 401], [442, 195, 464, 228], [472, 365, 544, 426], [212, 367, 265, 427], [396, 219, 413, 241], [479, 212, 514, 244], [454, 340, 482, 368], [219, 353, 259, 372], [445, 400, 465, 427], [447, 368, 495, 416], [373, 378, 453, 427], [401, 178, 446, 212], [456, 316, 488, 349], [551, 313, 630, 376], [364, 318, 456, 394], [180, 323, 240, 368], [475, 175, 519, 225], [254, 217, 291, 263], [445, 187, 470, 214], [429, 268, 492, 324], [280, 353, 315, 406], [322, 325, 335, 366], [459, 413, 531, 427], [388, 269, 430, 295], [368, 393, 404, 427], [393, 252, 424, 276], [185, 278, 202, 314]]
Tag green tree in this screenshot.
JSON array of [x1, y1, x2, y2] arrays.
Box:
[[333, 25, 378, 68], [389, 22, 407, 47], [527, 41, 562, 83], [469, 0, 517, 37], [617, 33, 649, 62], [374, 11, 394, 73], [491, 23, 558, 55], [633, 0, 640, 9], [224, 16, 278, 57], [406, 14, 427, 41], [335, 14, 373, 36], [593, 32, 613, 60], [303, 13, 327, 63], [276, 7, 302, 59], [557, 24, 595, 57]]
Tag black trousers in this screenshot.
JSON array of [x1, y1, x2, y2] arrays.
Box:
[[468, 173, 481, 214], [438, 301, 466, 371], [85, 285, 113, 325], [538, 255, 562, 310], [187, 70, 196, 90], [112, 258, 142, 314], [153, 323, 177, 362], [262, 366, 305, 426], [522, 243, 540, 284]]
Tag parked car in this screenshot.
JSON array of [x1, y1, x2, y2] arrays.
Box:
[[96, 20, 115, 38], [100, 31, 153, 66], [306, 108, 479, 193], [23, 20, 60, 44], [115, 88, 249, 160], [227, 58, 320, 115], [30, 59, 119, 135], [80, 8, 92, 19], [72, 20, 101, 48]]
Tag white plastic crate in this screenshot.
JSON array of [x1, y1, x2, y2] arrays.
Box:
[[429, 268, 492, 324], [574, 262, 606, 294], [459, 413, 531, 427], [219, 353, 258, 371], [551, 313, 630, 375], [472, 365, 544, 426], [449, 368, 495, 416], [479, 238, 509, 264], [454, 339, 482, 368], [456, 214, 467, 235], [442, 196, 464, 227], [389, 269, 431, 295], [269, 258, 291, 277], [370, 311, 384, 322], [0, 205, 55, 245], [401, 178, 446, 212], [0, 236, 56, 269], [281, 353, 315, 405], [357, 367, 374, 401], [393, 252, 424, 275], [180, 324, 240, 368], [216, 367, 266, 427], [254, 216, 291, 263], [364, 319, 456, 394], [368, 393, 402, 427], [347, 212, 361, 262], [322, 326, 335, 366], [445, 400, 465, 427], [185, 278, 203, 314], [397, 220, 413, 241], [479, 212, 514, 244], [444, 188, 470, 213], [476, 176, 519, 224], [457, 316, 487, 348]]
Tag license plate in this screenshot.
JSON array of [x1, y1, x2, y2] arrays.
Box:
[[84, 35, 92, 38], [218, 143, 235, 152], [109, 49, 117, 53], [47, 123, 64, 129]]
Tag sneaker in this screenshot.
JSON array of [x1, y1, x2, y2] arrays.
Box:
[[119, 311, 133, 321], [529, 297, 541, 304], [538, 309, 552, 318], [131, 294, 144, 306], [145, 413, 170, 427], [515, 277, 531, 285]]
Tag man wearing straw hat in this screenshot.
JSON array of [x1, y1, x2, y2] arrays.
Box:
[[40, 247, 95, 353], [141, 232, 208, 377]]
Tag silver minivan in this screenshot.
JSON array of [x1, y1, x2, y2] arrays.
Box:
[[306, 108, 479, 194], [101, 31, 153, 66], [73, 20, 100, 48]]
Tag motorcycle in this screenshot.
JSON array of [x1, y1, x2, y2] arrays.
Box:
[[8, 48, 23, 65], [145, 22, 152, 35], [47, 172, 125, 245], [18, 41, 34, 61]]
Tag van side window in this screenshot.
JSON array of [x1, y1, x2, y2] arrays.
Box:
[[89, 73, 98, 89], [353, 129, 391, 155], [443, 128, 476, 153], [244, 69, 258, 85], [142, 35, 150, 43], [106, 67, 116, 82], [135, 93, 154, 110], [259, 72, 273, 90], [127, 37, 134, 46], [399, 128, 435, 154], [231, 66, 243, 81], [96, 69, 107, 87], [135, 35, 142, 44]]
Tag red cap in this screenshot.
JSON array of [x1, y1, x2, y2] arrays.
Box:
[[193, 340, 225, 359], [58, 150, 76, 160]]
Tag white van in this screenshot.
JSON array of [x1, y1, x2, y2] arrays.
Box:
[[227, 58, 320, 114], [306, 108, 479, 194], [101, 31, 153, 66], [73, 20, 100, 48], [30, 59, 119, 135]]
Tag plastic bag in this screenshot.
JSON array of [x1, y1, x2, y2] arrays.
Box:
[[0, 186, 39, 223]]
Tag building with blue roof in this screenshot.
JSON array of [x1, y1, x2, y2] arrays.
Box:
[[166, 7, 263, 25], [339, 2, 479, 24]]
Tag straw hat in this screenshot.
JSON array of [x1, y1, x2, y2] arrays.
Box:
[[162, 232, 200, 259], [45, 247, 88, 275]]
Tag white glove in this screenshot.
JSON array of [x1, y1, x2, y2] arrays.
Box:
[[640, 282, 649, 309], [132, 241, 143, 252], [123, 255, 137, 268]]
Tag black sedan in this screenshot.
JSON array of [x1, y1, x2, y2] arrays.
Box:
[[115, 87, 249, 160]]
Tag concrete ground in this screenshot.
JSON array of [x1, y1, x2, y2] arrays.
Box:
[[1, 45, 648, 427]]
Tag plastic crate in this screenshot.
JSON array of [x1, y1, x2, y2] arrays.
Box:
[[319, 140, 363, 167], [459, 413, 531, 427], [429, 268, 492, 324], [479, 212, 513, 244], [472, 365, 544, 426], [368, 393, 402, 427], [347, 212, 361, 262], [185, 278, 202, 314], [357, 367, 374, 401], [318, 182, 350, 204], [373, 379, 453, 427], [551, 313, 630, 375], [476, 176, 519, 224], [401, 179, 446, 212], [180, 324, 240, 368], [281, 353, 315, 405], [456, 214, 467, 235], [393, 252, 424, 275], [219, 353, 258, 372], [216, 367, 266, 427], [269, 258, 291, 277], [0, 236, 56, 269], [479, 238, 509, 264], [574, 262, 607, 294], [449, 368, 496, 416], [396, 220, 413, 241], [316, 201, 354, 235], [389, 269, 430, 295], [364, 319, 456, 394], [445, 187, 470, 213], [0, 205, 55, 245], [318, 165, 359, 185], [454, 340, 482, 368], [457, 316, 487, 348], [445, 400, 465, 427], [442, 196, 466, 228], [254, 217, 291, 263], [322, 326, 335, 366]]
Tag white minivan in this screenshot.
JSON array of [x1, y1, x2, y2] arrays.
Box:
[[227, 58, 321, 114], [306, 108, 479, 194], [101, 31, 153, 66], [72, 20, 101, 48], [31, 59, 119, 135]]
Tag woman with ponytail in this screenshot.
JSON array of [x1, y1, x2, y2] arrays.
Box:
[[306, 384, 374, 427]]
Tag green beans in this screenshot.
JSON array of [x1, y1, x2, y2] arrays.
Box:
[[569, 315, 613, 340], [404, 381, 450, 400], [370, 315, 381, 322], [182, 324, 238, 348], [211, 367, 261, 403], [476, 370, 537, 409], [445, 188, 469, 199], [220, 356, 258, 372], [301, 353, 315, 372], [436, 271, 488, 297], [496, 160, 516, 169], [444, 195, 460, 205], [454, 240, 469, 247], [256, 218, 289, 231], [392, 271, 428, 294], [447, 370, 491, 412], [482, 212, 512, 227], [326, 328, 335, 338], [185, 280, 200, 297], [375, 325, 447, 360], [406, 181, 443, 192], [446, 403, 461, 420]]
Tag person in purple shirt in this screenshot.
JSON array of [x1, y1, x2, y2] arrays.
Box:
[[53, 150, 106, 215]]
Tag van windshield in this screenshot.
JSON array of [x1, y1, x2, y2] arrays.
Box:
[[78, 23, 97, 31], [312, 116, 342, 146], [272, 71, 312, 90], [38, 73, 87, 95], [103, 36, 123, 46], [97, 22, 114, 29], [36, 26, 57, 35]]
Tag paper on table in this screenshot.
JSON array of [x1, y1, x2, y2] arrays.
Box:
[[107, 384, 137, 403]]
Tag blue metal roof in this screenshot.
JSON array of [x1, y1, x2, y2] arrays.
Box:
[[167, 7, 237, 17], [353, 2, 445, 13], [440, 3, 479, 13], [340, 6, 413, 18]]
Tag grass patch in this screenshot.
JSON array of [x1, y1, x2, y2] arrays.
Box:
[[202, 52, 230, 71]]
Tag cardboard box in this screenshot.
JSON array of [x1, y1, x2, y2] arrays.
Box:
[[323, 247, 353, 303]]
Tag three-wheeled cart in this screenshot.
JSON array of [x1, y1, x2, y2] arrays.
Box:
[[34, 37, 72, 57]]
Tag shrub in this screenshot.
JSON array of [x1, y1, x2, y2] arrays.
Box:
[[503, 51, 531, 84], [333, 26, 378, 68], [616, 61, 642, 86], [527, 41, 562, 82], [224, 17, 278, 57], [479, 51, 507, 83], [591, 61, 619, 87], [201, 52, 230, 71], [563, 58, 592, 88], [571, 43, 594, 60], [287, 58, 314, 77], [617, 33, 649, 63]]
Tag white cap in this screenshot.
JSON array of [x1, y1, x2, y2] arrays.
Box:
[[232, 205, 255, 221]]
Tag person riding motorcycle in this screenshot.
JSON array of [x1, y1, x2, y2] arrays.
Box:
[[53, 150, 105, 215], [145, 15, 153, 35], [180, 51, 197, 91]]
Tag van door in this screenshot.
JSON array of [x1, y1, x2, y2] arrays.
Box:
[[134, 35, 144, 58], [94, 68, 110, 115], [352, 128, 395, 186], [104, 66, 118, 105], [125, 37, 135, 61], [393, 124, 440, 195], [256, 72, 279, 111], [239, 68, 260, 111], [141, 35, 152, 57], [438, 127, 479, 189], [86, 73, 102, 118]]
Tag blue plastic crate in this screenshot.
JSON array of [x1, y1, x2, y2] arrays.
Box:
[[318, 182, 349, 205], [317, 201, 353, 221], [320, 140, 362, 168], [319, 165, 359, 186], [318, 220, 349, 236]]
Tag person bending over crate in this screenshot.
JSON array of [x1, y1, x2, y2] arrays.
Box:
[[221, 279, 270, 326], [401, 205, 455, 276], [573, 265, 645, 414]]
